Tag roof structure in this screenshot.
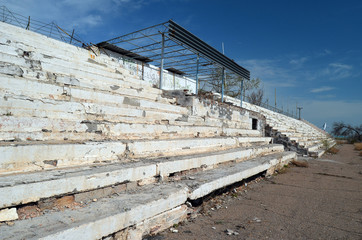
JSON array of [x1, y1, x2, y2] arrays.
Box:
[[97, 20, 250, 96]]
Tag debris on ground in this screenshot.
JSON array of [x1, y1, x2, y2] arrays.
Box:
[[290, 159, 309, 168], [225, 229, 239, 235]]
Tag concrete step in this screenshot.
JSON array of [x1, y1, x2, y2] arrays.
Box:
[[0, 91, 249, 129], [0, 137, 272, 175], [0, 151, 294, 240], [0, 183, 189, 240], [0, 74, 187, 115], [0, 25, 158, 92], [0, 51, 167, 104], [185, 151, 296, 200], [0, 115, 259, 142], [0, 144, 282, 209]]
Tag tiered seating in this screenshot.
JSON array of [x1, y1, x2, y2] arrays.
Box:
[[242, 102, 335, 157], [0, 22, 295, 239]]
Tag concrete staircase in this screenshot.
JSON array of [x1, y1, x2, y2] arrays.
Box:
[[241, 102, 336, 157], [0, 22, 297, 239]]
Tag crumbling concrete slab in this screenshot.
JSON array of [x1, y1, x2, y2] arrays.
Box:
[[0, 161, 156, 208], [0, 184, 188, 240]]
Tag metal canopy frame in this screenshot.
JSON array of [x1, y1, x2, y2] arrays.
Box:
[[97, 20, 250, 103]]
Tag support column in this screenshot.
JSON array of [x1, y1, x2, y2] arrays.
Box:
[[195, 54, 199, 94], [221, 67, 225, 102], [240, 78, 244, 107], [159, 33, 165, 89]]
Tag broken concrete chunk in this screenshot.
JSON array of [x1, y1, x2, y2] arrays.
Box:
[[0, 208, 18, 222], [225, 229, 239, 236]]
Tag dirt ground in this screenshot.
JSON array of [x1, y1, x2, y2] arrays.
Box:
[[152, 144, 362, 240]]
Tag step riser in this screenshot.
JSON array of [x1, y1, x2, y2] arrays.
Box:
[[0, 142, 127, 174], [127, 137, 271, 158], [0, 137, 271, 175], [189, 152, 296, 200], [158, 144, 283, 176]]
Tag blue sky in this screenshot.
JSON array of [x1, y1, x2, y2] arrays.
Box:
[[1, 0, 361, 131]]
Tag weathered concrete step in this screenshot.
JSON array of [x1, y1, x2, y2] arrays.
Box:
[[289, 136, 327, 142], [0, 141, 127, 175], [185, 151, 296, 200], [0, 51, 167, 104], [0, 115, 259, 142], [0, 95, 249, 133], [0, 144, 282, 209], [307, 139, 335, 153], [0, 74, 187, 115], [0, 137, 271, 175], [0, 183, 188, 240], [0, 24, 157, 90], [127, 136, 272, 158]]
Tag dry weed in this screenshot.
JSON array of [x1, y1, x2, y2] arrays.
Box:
[[354, 143, 362, 151], [291, 160, 309, 168], [328, 147, 339, 154]]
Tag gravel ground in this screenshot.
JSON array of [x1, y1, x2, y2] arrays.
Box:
[[152, 144, 362, 240]]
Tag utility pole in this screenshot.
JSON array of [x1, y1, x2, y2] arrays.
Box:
[[274, 88, 277, 108], [297, 107, 303, 120]]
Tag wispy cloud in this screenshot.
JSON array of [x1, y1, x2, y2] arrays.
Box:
[[329, 63, 352, 70], [310, 86, 335, 93], [1, 0, 149, 30], [320, 63, 353, 80], [289, 57, 308, 66], [238, 58, 297, 87]]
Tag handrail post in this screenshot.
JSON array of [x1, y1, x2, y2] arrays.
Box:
[[159, 33, 165, 89]]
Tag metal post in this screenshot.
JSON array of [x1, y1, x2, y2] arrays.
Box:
[[69, 29, 75, 44], [26, 16, 30, 30], [297, 107, 303, 120], [274, 88, 277, 108], [195, 54, 199, 95], [159, 33, 165, 89], [221, 67, 225, 102], [240, 78, 244, 107]]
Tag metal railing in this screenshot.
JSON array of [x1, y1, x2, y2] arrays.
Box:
[[0, 6, 84, 47], [258, 102, 298, 119]]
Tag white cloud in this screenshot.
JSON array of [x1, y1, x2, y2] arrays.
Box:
[[310, 86, 334, 93], [0, 0, 149, 30], [289, 57, 308, 66], [329, 63, 352, 70], [319, 62, 353, 80], [238, 58, 297, 87]]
